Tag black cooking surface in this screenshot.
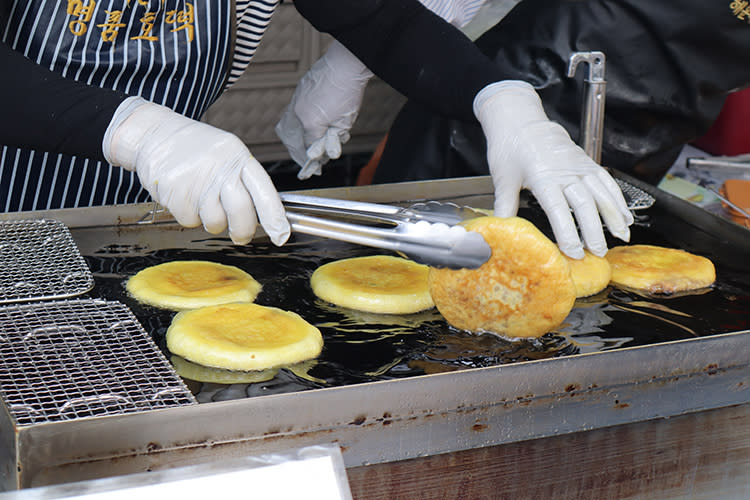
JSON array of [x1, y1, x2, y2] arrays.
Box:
[[81, 197, 750, 402]]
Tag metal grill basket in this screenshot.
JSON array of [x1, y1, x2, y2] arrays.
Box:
[[0, 299, 196, 426], [0, 219, 95, 304]]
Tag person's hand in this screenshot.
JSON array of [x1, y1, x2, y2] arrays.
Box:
[[102, 96, 290, 246], [275, 41, 373, 180], [473, 81, 633, 259]]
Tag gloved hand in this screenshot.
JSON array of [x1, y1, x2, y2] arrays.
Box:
[[473, 81, 633, 259], [102, 96, 290, 246], [275, 41, 373, 180]]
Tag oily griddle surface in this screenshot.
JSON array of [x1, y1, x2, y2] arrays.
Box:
[[83, 200, 750, 402]]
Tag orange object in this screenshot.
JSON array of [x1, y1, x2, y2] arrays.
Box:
[[356, 134, 388, 186], [693, 88, 750, 156], [719, 178, 750, 228]]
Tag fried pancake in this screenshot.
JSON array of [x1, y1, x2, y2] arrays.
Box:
[[428, 216, 576, 338], [166, 302, 323, 371], [171, 355, 278, 384], [310, 255, 434, 314], [605, 244, 716, 294], [126, 260, 261, 310], [565, 250, 612, 298]]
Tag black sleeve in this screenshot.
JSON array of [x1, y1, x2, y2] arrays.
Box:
[[376, 0, 750, 185], [472, 0, 750, 180], [293, 0, 506, 123], [0, 40, 129, 162]]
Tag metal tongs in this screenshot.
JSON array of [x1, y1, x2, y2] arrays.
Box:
[[280, 193, 491, 269]]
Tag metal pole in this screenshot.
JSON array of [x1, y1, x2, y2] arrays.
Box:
[[567, 51, 607, 163]]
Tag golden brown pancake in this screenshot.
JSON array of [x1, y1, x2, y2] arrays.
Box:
[[310, 255, 434, 314], [166, 302, 323, 371], [565, 250, 612, 298], [428, 216, 576, 338], [126, 260, 261, 310], [605, 244, 716, 294]]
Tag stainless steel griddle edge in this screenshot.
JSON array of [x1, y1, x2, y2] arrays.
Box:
[[6, 330, 750, 490]]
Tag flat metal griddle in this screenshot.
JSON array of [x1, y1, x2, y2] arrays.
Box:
[[1, 175, 749, 491], [78, 181, 750, 402]]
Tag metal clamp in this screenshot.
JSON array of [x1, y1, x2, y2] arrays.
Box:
[[568, 51, 607, 163]]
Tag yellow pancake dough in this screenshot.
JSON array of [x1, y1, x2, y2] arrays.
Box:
[[428, 216, 576, 338], [166, 302, 323, 371], [126, 260, 261, 310], [605, 244, 716, 294], [565, 250, 612, 298], [310, 255, 435, 314], [171, 355, 278, 384]]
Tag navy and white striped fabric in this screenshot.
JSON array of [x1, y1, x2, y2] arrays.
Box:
[[227, 0, 280, 88], [2, 0, 481, 211], [1, 0, 279, 212]]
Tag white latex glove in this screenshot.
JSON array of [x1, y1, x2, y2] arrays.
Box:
[[275, 41, 373, 180], [473, 81, 634, 259], [103, 96, 290, 246], [276, 1, 486, 181]]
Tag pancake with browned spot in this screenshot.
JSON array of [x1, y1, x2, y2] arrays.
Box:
[[605, 245, 715, 294], [428, 216, 576, 338]]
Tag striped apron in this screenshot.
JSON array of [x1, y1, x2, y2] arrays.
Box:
[[1, 1, 240, 212]]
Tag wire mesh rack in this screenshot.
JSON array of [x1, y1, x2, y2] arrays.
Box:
[[0, 299, 197, 426], [615, 178, 656, 210], [0, 219, 95, 304]]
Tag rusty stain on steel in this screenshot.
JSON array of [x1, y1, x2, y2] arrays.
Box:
[[65, 382, 661, 465], [261, 428, 335, 443], [455, 405, 480, 416], [350, 416, 366, 426], [56, 362, 743, 470], [704, 364, 719, 375], [60, 427, 345, 470], [366, 412, 395, 427]]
